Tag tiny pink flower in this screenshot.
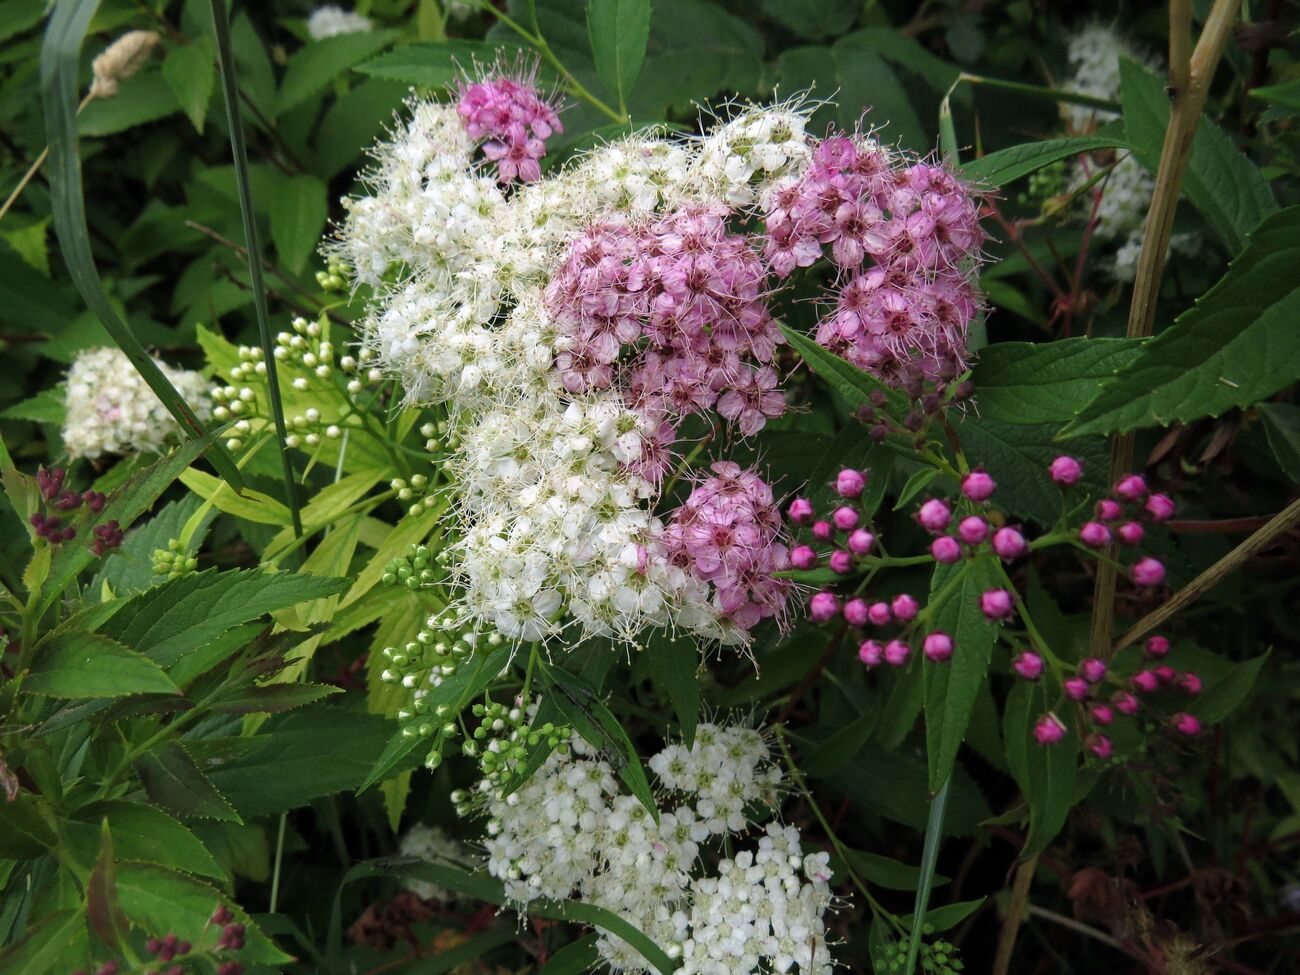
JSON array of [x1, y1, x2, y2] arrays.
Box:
[[1144, 492, 1176, 521], [917, 498, 951, 533], [1131, 557, 1166, 587], [1079, 658, 1107, 684], [1116, 521, 1145, 545], [809, 591, 841, 622], [1114, 474, 1148, 502], [1173, 712, 1202, 736], [979, 588, 1014, 620], [1034, 713, 1067, 745], [1079, 522, 1111, 548], [788, 497, 814, 524], [835, 468, 867, 498], [1096, 499, 1122, 522], [923, 631, 954, 662], [790, 545, 818, 570], [1087, 734, 1114, 760], [843, 598, 869, 626], [859, 640, 884, 667], [890, 593, 919, 621], [848, 529, 876, 554], [958, 516, 988, 545], [1144, 635, 1170, 658], [991, 526, 1027, 560], [1153, 665, 1176, 685], [867, 601, 892, 626], [961, 470, 997, 502], [1049, 455, 1083, 486], [1131, 670, 1160, 694], [1177, 672, 1202, 696], [832, 505, 860, 531], [830, 549, 855, 574], [1089, 704, 1114, 726], [884, 639, 911, 667], [1064, 677, 1090, 700], [1013, 652, 1044, 681], [812, 520, 833, 542], [931, 536, 962, 563], [1111, 690, 1140, 715]]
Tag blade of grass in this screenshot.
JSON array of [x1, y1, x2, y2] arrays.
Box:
[[208, 0, 302, 538], [39, 0, 244, 492], [903, 776, 950, 975]]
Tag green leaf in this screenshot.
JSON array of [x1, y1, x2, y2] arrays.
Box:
[[78, 71, 181, 136], [923, 558, 1002, 792], [180, 468, 290, 524], [901, 896, 986, 933], [212, 682, 341, 715], [162, 37, 215, 133], [1065, 206, 1300, 437], [0, 387, 65, 425], [838, 848, 946, 891], [587, 0, 651, 110], [134, 742, 242, 823], [0, 795, 57, 859], [538, 933, 601, 975], [87, 820, 131, 951], [1003, 679, 1077, 858], [1120, 58, 1277, 255], [1250, 77, 1300, 111], [895, 467, 941, 510], [1, 217, 51, 276], [902, 776, 949, 973], [0, 0, 44, 44], [0, 910, 87, 975], [757, 0, 858, 40], [961, 136, 1129, 187], [972, 338, 1143, 425], [354, 40, 505, 89], [116, 863, 291, 964], [645, 629, 700, 747], [25, 632, 179, 699], [67, 801, 224, 880], [100, 568, 347, 668], [276, 29, 398, 115], [269, 172, 327, 274], [1191, 650, 1269, 724], [1258, 403, 1300, 482], [802, 711, 877, 778], [90, 495, 212, 597], [778, 321, 908, 415]]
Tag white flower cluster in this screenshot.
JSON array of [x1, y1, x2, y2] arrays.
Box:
[[1063, 22, 1157, 131], [397, 824, 471, 902], [62, 347, 211, 460], [341, 98, 814, 647], [306, 5, 373, 40], [478, 723, 834, 975]]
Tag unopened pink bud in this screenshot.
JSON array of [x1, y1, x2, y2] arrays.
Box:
[[1079, 658, 1107, 683], [980, 588, 1014, 620], [918, 498, 951, 533], [1049, 455, 1083, 486], [890, 593, 919, 621], [829, 549, 855, 574], [1034, 712, 1067, 744], [1013, 652, 1044, 681], [961, 470, 997, 502], [1173, 712, 1202, 736], [809, 591, 840, 621], [847, 529, 875, 554], [1064, 677, 1090, 700], [832, 505, 859, 531], [1111, 690, 1139, 715], [1144, 492, 1175, 521], [884, 639, 911, 667], [1089, 704, 1114, 725], [859, 640, 884, 667], [923, 631, 954, 662], [1114, 474, 1148, 502], [1153, 665, 1176, 685], [811, 520, 833, 541], [787, 497, 814, 524], [1132, 670, 1160, 694], [843, 598, 869, 626], [1087, 734, 1113, 760], [1131, 557, 1166, 587], [958, 516, 988, 545], [867, 602, 892, 626], [1079, 521, 1111, 547], [1097, 499, 1122, 522], [1144, 635, 1170, 658], [931, 536, 962, 563], [991, 526, 1027, 560], [835, 468, 867, 498], [1177, 672, 1202, 696], [791, 545, 818, 570], [1116, 521, 1145, 545]]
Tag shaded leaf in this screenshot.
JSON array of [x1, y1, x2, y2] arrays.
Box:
[[961, 135, 1129, 187], [67, 801, 224, 880], [134, 742, 242, 823], [1258, 403, 1300, 482], [587, 0, 650, 109], [162, 37, 215, 133], [87, 821, 130, 951], [25, 633, 179, 699], [645, 629, 700, 746], [269, 171, 327, 274], [276, 30, 398, 115], [972, 338, 1143, 425], [1003, 679, 1077, 858]]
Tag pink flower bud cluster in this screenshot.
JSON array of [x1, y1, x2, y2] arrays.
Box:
[[663, 462, 791, 632], [545, 206, 785, 438], [28, 467, 112, 548], [917, 472, 1029, 566], [454, 63, 563, 183], [761, 134, 985, 383], [1069, 466, 1176, 588]]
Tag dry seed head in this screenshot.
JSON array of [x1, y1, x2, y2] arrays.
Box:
[[89, 30, 160, 100]]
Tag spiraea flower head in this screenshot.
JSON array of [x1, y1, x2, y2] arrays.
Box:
[[454, 56, 565, 184], [306, 5, 373, 39]]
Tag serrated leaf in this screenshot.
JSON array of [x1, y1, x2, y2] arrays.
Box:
[[645, 629, 700, 746], [923, 558, 1002, 792], [162, 37, 215, 133], [0, 795, 57, 859], [1003, 679, 1077, 858], [1191, 650, 1269, 724], [0, 387, 65, 424], [134, 742, 242, 823], [961, 135, 1129, 187], [90, 495, 213, 597], [25, 632, 179, 698], [277, 29, 398, 115], [1259, 404, 1300, 482], [778, 321, 908, 415], [269, 171, 327, 274], [587, 0, 650, 110], [0, 910, 87, 975], [1065, 206, 1300, 437], [758, 0, 858, 40], [67, 801, 224, 880], [355, 39, 504, 88], [212, 682, 341, 714], [972, 338, 1143, 424], [87, 820, 130, 951]]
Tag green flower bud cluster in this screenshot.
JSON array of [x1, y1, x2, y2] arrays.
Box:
[[382, 543, 448, 590], [315, 257, 351, 292], [456, 698, 572, 806], [418, 420, 461, 455], [874, 934, 963, 975], [390, 475, 441, 519], [395, 697, 460, 770], [151, 538, 198, 578], [1017, 158, 1067, 209], [380, 606, 500, 693]]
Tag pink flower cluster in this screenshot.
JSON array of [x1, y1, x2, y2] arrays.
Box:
[[455, 66, 563, 183], [762, 135, 985, 382], [663, 462, 791, 631], [1058, 460, 1175, 588], [545, 206, 786, 436]]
